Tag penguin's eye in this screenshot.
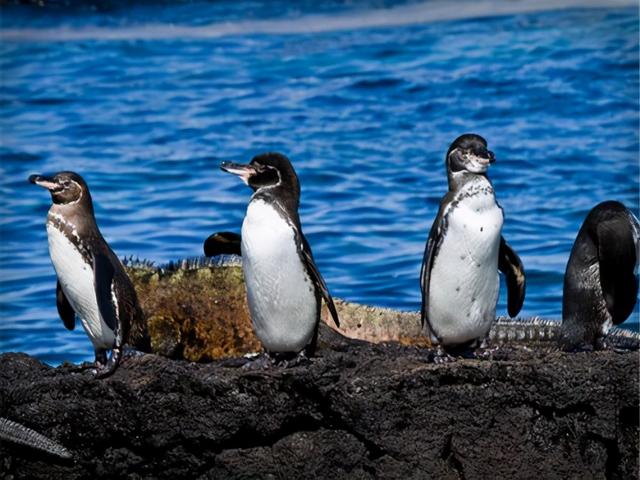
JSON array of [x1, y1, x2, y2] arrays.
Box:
[[61, 179, 71, 188]]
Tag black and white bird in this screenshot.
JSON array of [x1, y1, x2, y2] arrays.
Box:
[[29, 171, 143, 378], [420, 134, 526, 353], [220, 153, 340, 362], [561, 200, 639, 349], [203, 231, 241, 257]]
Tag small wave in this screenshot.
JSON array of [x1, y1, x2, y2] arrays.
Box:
[[1, 0, 634, 42]]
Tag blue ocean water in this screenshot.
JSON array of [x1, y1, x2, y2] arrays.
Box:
[[1, 1, 638, 365]]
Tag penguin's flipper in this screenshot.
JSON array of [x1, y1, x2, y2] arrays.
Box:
[[298, 231, 340, 329], [92, 252, 117, 332], [597, 220, 638, 324], [420, 195, 451, 330], [419, 222, 438, 329], [56, 281, 76, 330], [498, 236, 526, 318], [203, 231, 242, 257]]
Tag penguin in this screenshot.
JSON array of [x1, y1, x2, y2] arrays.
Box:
[[29, 171, 143, 378], [203, 231, 241, 257], [561, 200, 639, 349], [220, 152, 340, 362], [420, 134, 526, 353]]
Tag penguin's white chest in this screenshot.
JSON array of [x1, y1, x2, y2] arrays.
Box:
[[46, 222, 115, 350], [241, 199, 318, 353], [428, 191, 504, 345]]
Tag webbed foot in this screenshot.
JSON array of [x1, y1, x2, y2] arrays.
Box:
[[241, 353, 275, 371], [93, 347, 121, 379], [430, 346, 457, 364], [474, 345, 501, 360], [277, 350, 311, 368]]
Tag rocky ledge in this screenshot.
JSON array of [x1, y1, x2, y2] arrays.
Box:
[[1, 334, 638, 479], [2, 259, 638, 478]]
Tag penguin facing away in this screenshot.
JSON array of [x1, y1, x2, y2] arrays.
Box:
[[203, 231, 241, 257], [561, 200, 639, 349], [420, 134, 526, 352], [29, 172, 143, 378], [220, 153, 340, 361]]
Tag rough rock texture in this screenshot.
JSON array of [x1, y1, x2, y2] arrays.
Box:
[[3, 259, 638, 477], [1, 335, 638, 479]]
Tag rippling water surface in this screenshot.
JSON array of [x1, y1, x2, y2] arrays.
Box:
[[1, 1, 638, 364]]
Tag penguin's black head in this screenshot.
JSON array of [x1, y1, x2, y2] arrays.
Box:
[[29, 171, 89, 205], [221, 152, 300, 196], [446, 133, 495, 175]]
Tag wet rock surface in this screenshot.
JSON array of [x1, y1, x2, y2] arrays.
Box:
[[1, 332, 638, 479]]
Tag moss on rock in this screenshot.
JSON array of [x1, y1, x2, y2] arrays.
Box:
[[126, 259, 260, 361]]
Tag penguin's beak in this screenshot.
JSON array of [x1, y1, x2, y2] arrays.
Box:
[[29, 174, 61, 191], [479, 148, 495, 165], [220, 162, 256, 186], [470, 147, 495, 166]]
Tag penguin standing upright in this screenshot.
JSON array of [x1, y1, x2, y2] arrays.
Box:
[[29, 171, 143, 378], [561, 200, 639, 349], [420, 134, 526, 353], [220, 153, 340, 362]]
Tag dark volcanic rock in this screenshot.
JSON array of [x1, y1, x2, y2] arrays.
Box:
[[0, 339, 638, 479]]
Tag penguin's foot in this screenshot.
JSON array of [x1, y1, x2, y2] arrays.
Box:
[[94, 350, 108, 368], [474, 345, 501, 360], [276, 351, 311, 368], [430, 346, 457, 364], [477, 345, 515, 361], [93, 363, 117, 379], [240, 351, 311, 369], [241, 353, 275, 371], [93, 348, 121, 379], [430, 340, 485, 363]]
